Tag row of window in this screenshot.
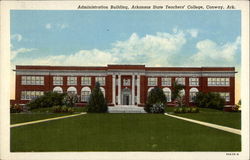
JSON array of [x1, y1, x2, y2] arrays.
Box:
[[21, 76, 230, 87], [148, 77, 230, 87], [148, 77, 199, 86], [21, 91, 44, 100], [21, 76, 44, 85]]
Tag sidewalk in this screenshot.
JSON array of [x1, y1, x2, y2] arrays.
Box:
[[164, 113, 241, 135]]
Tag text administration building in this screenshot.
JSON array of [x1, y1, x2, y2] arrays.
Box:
[[14, 64, 236, 106]]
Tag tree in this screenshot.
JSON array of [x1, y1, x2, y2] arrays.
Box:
[[171, 82, 185, 107], [27, 91, 66, 109], [194, 92, 225, 110], [144, 87, 166, 113], [87, 82, 107, 113]]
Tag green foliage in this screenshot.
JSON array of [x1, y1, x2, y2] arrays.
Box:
[[52, 105, 74, 113], [63, 94, 79, 107], [171, 82, 185, 107], [193, 92, 225, 110], [10, 104, 23, 113], [87, 82, 107, 113], [173, 107, 199, 113], [144, 87, 166, 113], [149, 103, 165, 113], [27, 92, 66, 109]]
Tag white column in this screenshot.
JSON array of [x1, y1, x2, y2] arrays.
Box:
[[137, 75, 140, 105], [132, 74, 135, 105], [118, 74, 121, 105], [112, 74, 116, 105]]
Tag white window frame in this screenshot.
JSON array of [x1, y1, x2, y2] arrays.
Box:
[[81, 87, 91, 102], [81, 77, 91, 86], [21, 91, 44, 100], [219, 92, 230, 102], [163, 87, 171, 102], [21, 76, 44, 85], [67, 77, 77, 85], [189, 88, 199, 102], [162, 77, 171, 86], [148, 77, 157, 86], [53, 76, 63, 85], [208, 77, 230, 86], [175, 77, 185, 85], [189, 77, 199, 86], [95, 77, 105, 86]]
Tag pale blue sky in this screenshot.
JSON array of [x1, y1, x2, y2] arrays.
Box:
[[11, 10, 241, 67]]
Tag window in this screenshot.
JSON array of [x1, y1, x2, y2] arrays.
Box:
[[162, 78, 171, 86], [147, 87, 154, 96], [189, 88, 199, 102], [81, 77, 91, 86], [67, 77, 77, 85], [148, 77, 157, 86], [123, 79, 130, 86], [53, 86, 63, 93], [95, 77, 105, 86], [175, 77, 185, 85], [189, 78, 199, 86], [208, 78, 230, 86], [100, 87, 105, 97], [53, 76, 63, 85], [21, 76, 44, 85], [219, 92, 230, 102], [67, 87, 77, 95], [21, 91, 44, 100], [163, 87, 171, 102], [81, 87, 91, 102]]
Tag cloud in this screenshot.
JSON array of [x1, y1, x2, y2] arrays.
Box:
[[13, 30, 187, 67], [187, 29, 199, 38], [11, 48, 36, 60], [11, 34, 23, 42], [186, 36, 241, 66], [45, 23, 52, 29], [45, 23, 68, 30]]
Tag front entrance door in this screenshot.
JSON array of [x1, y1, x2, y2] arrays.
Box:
[[121, 88, 131, 105], [123, 94, 130, 105]]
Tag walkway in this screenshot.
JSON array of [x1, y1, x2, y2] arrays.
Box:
[[164, 113, 241, 135], [108, 105, 146, 113], [11, 112, 86, 128]]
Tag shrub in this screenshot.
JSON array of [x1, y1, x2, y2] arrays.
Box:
[[63, 94, 79, 107], [194, 92, 225, 110], [10, 104, 23, 113], [52, 105, 74, 113], [173, 107, 199, 114], [144, 87, 166, 113], [87, 82, 107, 113], [150, 103, 165, 113], [27, 92, 66, 109]]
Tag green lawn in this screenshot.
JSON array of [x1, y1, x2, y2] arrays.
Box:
[[11, 113, 241, 152], [11, 113, 69, 124], [166, 107, 241, 129]]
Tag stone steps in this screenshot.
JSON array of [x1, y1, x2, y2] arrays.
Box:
[[108, 105, 146, 113]]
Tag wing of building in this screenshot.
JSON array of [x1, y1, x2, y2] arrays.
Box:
[[13, 64, 236, 106]]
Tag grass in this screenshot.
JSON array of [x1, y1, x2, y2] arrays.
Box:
[[30, 106, 88, 113], [11, 113, 241, 152], [11, 113, 69, 124], [166, 107, 241, 129]]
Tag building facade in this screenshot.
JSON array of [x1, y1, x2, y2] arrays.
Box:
[[14, 65, 236, 106]]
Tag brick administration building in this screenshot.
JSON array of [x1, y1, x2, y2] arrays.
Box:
[[14, 64, 236, 106]]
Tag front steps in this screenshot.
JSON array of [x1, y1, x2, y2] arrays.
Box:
[[108, 105, 146, 113]]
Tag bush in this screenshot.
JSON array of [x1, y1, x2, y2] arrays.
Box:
[[150, 103, 165, 113], [144, 87, 166, 113], [87, 82, 107, 113], [52, 105, 74, 113], [194, 92, 225, 110], [173, 107, 199, 114], [63, 94, 79, 107], [27, 92, 66, 109], [10, 104, 23, 113]]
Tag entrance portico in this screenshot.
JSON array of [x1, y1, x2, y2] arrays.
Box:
[[112, 73, 141, 106]]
